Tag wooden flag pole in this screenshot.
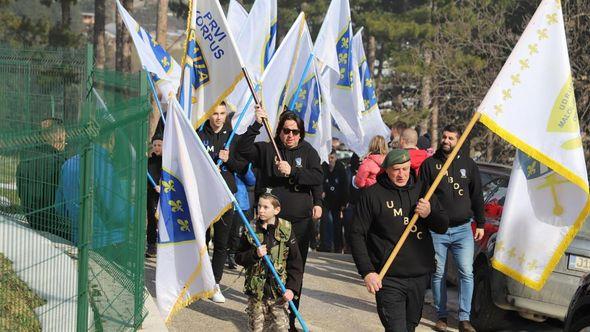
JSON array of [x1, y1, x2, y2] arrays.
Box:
[[241, 67, 284, 162], [378, 112, 482, 280]]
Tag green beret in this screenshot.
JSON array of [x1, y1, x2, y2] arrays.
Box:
[[382, 149, 411, 168]]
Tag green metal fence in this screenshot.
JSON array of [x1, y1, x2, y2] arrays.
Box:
[[0, 45, 150, 331]]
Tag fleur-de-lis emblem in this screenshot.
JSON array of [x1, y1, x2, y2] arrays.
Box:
[[161, 56, 169, 68], [502, 89, 512, 101], [366, 78, 373, 88], [162, 180, 175, 193], [294, 102, 303, 110], [177, 219, 190, 232], [519, 58, 530, 70], [528, 43, 539, 55], [339, 67, 346, 79], [341, 37, 349, 49], [546, 13, 558, 25], [312, 121, 318, 130], [299, 89, 307, 98], [364, 99, 370, 110], [527, 161, 537, 177], [338, 53, 348, 64], [494, 104, 503, 116], [169, 200, 184, 212], [192, 96, 198, 104], [527, 259, 539, 271], [511, 73, 521, 86], [537, 28, 548, 40]]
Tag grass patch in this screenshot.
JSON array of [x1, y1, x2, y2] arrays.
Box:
[[0, 253, 45, 332]]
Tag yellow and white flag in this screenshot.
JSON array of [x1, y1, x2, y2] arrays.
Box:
[[179, 0, 244, 128], [477, 0, 590, 290], [156, 98, 234, 321]]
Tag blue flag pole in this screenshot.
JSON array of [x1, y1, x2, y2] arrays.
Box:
[[215, 84, 260, 167], [178, 100, 309, 332], [147, 172, 158, 188], [288, 53, 314, 110], [144, 68, 166, 125]]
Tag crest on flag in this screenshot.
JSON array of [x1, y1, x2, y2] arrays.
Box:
[[336, 26, 353, 88]]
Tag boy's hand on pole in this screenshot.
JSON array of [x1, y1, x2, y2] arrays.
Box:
[[282, 289, 294, 302], [256, 244, 267, 258]]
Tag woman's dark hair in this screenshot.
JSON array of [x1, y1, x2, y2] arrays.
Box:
[[275, 111, 305, 140]]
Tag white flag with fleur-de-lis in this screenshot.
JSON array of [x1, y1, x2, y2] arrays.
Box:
[[477, 0, 590, 290]]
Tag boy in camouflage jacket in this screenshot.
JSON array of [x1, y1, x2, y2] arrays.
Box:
[[235, 193, 304, 332]]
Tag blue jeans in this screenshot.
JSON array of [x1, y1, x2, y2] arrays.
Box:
[[430, 222, 474, 322]]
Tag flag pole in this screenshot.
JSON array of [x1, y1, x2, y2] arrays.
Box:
[[288, 53, 314, 110], [378, 112, 482, 280], [278, 14, 306, 116], [241, 67, 284, 162], [174, 99, 309, 331], [144, 68, 166, 125]]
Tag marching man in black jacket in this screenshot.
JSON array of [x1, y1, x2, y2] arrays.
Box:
[[350, 149, 449, 332], [419, 125, 485, 332], [198, 101, 247, 303]]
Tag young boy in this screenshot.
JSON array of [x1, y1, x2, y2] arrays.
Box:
[[235, 194, 304, 332]]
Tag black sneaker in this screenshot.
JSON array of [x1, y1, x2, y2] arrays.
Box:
[[226, 254, 237, 269], [145, 244, 157, 258]]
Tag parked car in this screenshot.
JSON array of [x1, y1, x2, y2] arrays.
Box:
[[564, 273, 590, 332], [470, 163, 590, 331]]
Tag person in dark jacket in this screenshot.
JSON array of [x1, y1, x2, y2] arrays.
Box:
[[198, 102, 248, 303], [17, 118, 67, 237], [227, 162, 256, 269], [350, 149, 449, 332], [419, 124, 485, 332], [146, 135, 163, 258], [320, 150, 349, 253], [236, 106, 323, 330], [235, 194, 303, 332]]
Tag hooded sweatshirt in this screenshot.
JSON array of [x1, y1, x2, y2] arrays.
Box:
[[354, 154, 385, 189], [350, 173, 449, 278], [236, 121, 323, 222], [198, 119, 247, 193], [419, 149, 485, 228]]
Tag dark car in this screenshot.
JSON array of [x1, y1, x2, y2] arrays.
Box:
[[564, 273, 590, 332], [470, 163, 590, 331]]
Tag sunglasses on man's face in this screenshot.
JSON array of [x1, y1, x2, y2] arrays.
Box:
[[282, 128, 301, 136]]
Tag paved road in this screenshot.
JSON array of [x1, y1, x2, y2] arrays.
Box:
[[145, 251, 564, 331]]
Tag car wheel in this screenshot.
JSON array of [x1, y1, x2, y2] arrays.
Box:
[[568, 315, 590, 332], [471, 263, 508, 331]]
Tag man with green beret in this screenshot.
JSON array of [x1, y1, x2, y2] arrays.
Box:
[[350, 149, 449, 332]]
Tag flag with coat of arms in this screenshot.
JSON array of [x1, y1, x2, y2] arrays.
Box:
[[346, 28, 390, 156], [156, 98, 234, 321], [116, 0, 181, 104], [476, 0, 590, 290], [179, 0, 244, 128], [314, 0, 364, 144]]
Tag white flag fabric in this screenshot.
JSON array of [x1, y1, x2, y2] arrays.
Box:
[[314, 0, 364, 143], [226, 0, 275, 122], [226, 0, 248, 39], [156, 99, 234, 321], [116, 0, 181, 103], [345, 28, 390, 156], [282, 19, 332, 162], [231, 12, 308, 136], [476, 0, 590, 290], [179, 0, 244, 128]]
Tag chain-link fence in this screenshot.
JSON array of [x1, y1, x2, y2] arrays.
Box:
[[0, 45, 150, 331]]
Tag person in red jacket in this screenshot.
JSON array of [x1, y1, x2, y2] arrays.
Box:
[[354, 135, 388, 189], [400, 128, 429, 175]]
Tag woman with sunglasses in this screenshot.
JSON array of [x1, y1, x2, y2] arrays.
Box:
[[237, 105, 323, 331]]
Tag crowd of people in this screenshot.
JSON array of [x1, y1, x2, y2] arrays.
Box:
[[17, 102, 485, 332], [142, 102, 487, 332]]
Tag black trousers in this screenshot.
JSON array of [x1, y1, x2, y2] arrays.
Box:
[[331, 207, 344, 252], [205, 209, 235, 283], [376, 274, 430, 332], [289, 217, 313, 329], [146, 197, 158, 246]]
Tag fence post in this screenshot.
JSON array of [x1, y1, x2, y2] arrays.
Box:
[[134, 71, 149, 329], [76, 43, 94, 332]]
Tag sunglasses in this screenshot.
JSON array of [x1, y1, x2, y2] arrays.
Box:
[[282, 128, 301, 136]]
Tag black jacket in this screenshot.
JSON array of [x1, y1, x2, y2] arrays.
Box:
[[236, 121, 323, 222], [198, 120, 247, 193], [322, 161, 349, 210], [235, 220, 304, 296], [350, 173, 449, 278], [147, 154, 162, 204], [419, 149, 485, 228]]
